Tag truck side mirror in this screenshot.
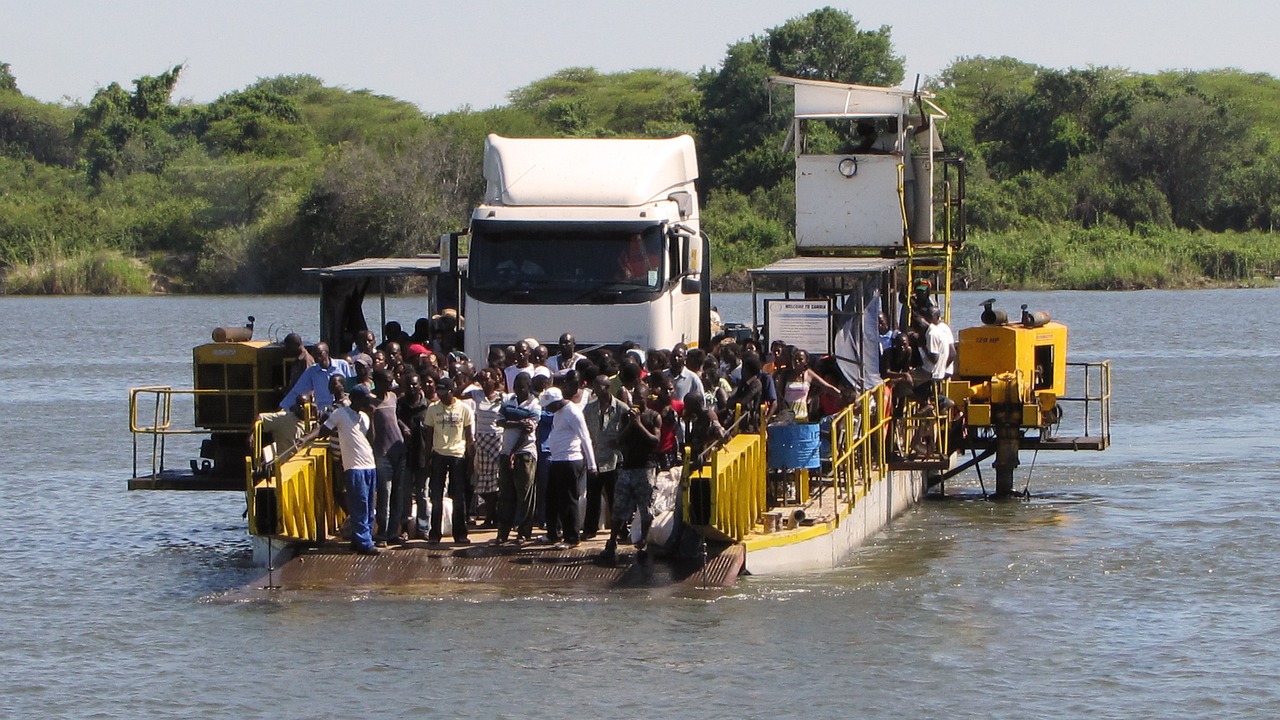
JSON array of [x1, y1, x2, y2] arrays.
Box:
[[679, 231, 702, 294]]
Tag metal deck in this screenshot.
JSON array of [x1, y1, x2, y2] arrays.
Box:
[[240, 533, 745, 597]]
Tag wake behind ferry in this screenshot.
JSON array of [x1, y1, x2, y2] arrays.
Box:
[[129, 77, 1111, 592]]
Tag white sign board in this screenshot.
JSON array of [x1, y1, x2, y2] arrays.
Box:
[[766, 299, 832, 355]]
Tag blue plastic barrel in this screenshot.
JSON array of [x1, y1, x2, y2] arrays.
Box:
[[767, 423, 822, 470]]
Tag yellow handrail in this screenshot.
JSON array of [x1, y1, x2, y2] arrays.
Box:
[[246, 414, 344, 542], [690, 381, 900, 541]]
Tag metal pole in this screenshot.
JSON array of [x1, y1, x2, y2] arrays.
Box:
[[379, 277, 387, 341]]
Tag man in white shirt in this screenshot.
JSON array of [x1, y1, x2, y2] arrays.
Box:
[[302, 385, 379, 555], [540, 386, 597, 547], [922, 307, 955, 386], [504, 340, 552, 391]]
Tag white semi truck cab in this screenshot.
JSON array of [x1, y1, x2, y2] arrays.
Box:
[[458, 134, 709, 359]]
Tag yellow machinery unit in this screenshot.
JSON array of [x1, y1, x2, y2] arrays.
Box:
[[954, 321, 1067, 429], [193, 341, 290, 429]]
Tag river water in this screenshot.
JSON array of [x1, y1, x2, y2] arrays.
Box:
[[2, 288, 1277, 719]]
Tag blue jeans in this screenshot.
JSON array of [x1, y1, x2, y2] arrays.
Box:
[[345, 467, 378, 549]]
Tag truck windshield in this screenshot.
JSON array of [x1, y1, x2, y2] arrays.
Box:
[[468, 223, 667, 304]]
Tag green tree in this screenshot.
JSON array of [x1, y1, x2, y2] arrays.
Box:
[[697, 7, 904, 194], [270, 128, 483, 289], [73, 66, 187, 182], [1106, 94, 1244, 227], [509, 67, 698, 137], [0, 91, 77, 166], [189, 85, 314, 157], [0, 62, 17, 93]]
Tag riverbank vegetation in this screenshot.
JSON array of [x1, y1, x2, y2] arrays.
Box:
[[2, 8, 1279, 294]]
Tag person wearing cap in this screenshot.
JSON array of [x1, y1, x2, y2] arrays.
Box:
[[344, 356, 374, 394], [425, 376, 474, 544], [908, 277, 938, 333], [540, 384, 596, 547], [301, 384, 379, 555]]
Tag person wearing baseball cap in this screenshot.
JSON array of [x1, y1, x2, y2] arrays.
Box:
[[300, 384, 379, 555]]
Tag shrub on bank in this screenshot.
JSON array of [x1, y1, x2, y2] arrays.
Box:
[[958, 225, 1280, 289], [2, 248, 152, 294]]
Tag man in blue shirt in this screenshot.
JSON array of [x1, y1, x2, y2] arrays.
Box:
[[279, 342, 353, 410]]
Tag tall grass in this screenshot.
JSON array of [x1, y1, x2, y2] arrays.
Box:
[[2, 248, 152, 294], [958, 225, 1280, 289]]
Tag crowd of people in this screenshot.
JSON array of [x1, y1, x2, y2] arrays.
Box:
[[279, 288, 954, 560]]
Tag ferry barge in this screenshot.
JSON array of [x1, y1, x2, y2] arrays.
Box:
[[128, 77, 1110, 592]]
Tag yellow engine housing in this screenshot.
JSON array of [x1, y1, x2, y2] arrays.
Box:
[[957, 321, 1068, 398], [954, 321, 1068, 429], [193, 341, 290, 429]]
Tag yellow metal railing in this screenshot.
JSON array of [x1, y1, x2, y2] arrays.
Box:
[[246, 417, 344, 543], [828, 383, 893, 509], [689, 381, 904, 541], [685, 428, 768, 542], [129, 386, 261, 479]]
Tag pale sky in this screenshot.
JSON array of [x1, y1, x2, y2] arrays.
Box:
[[3, 1, 1277, 114]]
